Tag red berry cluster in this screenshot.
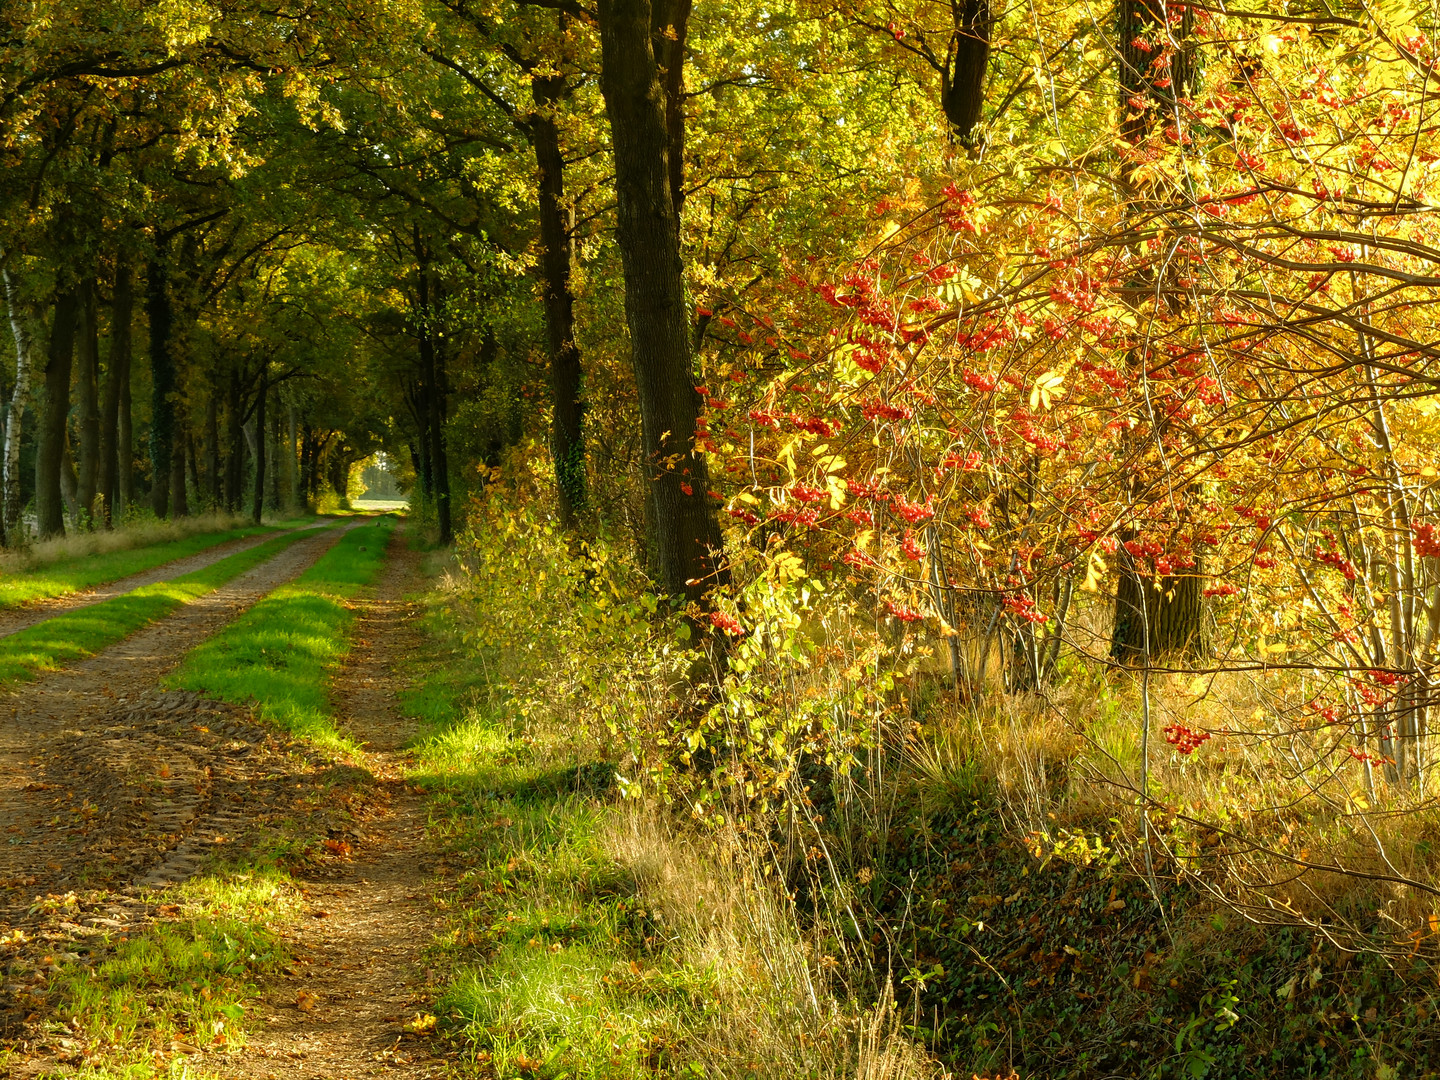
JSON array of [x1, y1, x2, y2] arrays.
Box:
[[1163, 723, 1211, 754], [709, 610, 744, 636]]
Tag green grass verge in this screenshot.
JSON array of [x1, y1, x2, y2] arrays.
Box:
[[0, 524, 298, 610], [50, 867, 298, 1079], [0, 528, 323, 687], [402, 608, 713, 1079], [166, 517, 396, 753]]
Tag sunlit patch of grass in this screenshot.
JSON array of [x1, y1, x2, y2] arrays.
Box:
[[442, 940, 697, 1078], [0, 528, 321, 686], [167, 518, 395, 752], [51, 863, 299, 1077], [404, 639, 703, 1077]]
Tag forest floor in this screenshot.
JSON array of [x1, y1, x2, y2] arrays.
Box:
[[0, 517, 460, 1079]]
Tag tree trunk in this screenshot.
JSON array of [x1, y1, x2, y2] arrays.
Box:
[[147, 256, 174, 519], [2, 266, 37, 543], [117, 332, 133, 520], [224, 366, 243, 512], [598, 0, 727, 604], [942, 0, 992, 146], [652, 0, 691, 215], [251, 373, 266, 525], [205, 388, 220, 509], [1118, 0, 1193, 149], [1111, 540, 1207, 662], [405, 382, 432, 502], [35, 290, 78, 539], [287, 402, 298, 510], [98, 255, 132, 528], [532, 69, 588, 530], [186, 428, 200, 510], [416, 257, 451, 543], [74, 277, 101, 524], [266, 390, 279, 511], [60, 439, 79, 523], [170, 400, 189, 518]]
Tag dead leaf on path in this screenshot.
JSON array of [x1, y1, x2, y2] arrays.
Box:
[[296, 990, 318, 1012], [169, 1039, 200, 1054], [323, 838, 352, 856], [408, 1013, 436, 1033]]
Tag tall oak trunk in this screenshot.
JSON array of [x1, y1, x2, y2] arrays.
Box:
[[598, 0, 726, 603], [99, 256, 132, 527], [75, 277, 100, 523], [35, 290, 79, 539], [146, 256, 174, 519], [532, 69, 588, 530]]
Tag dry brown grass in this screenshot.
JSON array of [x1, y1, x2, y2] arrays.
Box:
[[903, 661, 1440, 953], [603, 806, 944, 1080], [0, 510, 248, 571]]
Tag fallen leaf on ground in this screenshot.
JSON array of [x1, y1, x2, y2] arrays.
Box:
[[296, 991, 318, 1012]]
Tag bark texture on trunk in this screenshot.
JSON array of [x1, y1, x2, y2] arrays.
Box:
[[287, 403, 298, 510], [75, 277, 100, 523], [117, 340, 132, 520], [942, 0, 992, 146], [146, 256, 174, 519], [204, 388, 219, 509], [225, 366, 243, 512], [598, 0, 726, 603], [1118, 0, 1194, 148], [532, 69, 588, 530], [251, 373, 266, 525], [2, 267, 37, 543], [170, 400, 189, 518], [415, 255, 451, 543], [99, 256, 132, 528], [1111, 542, 1207, 662], [36, 290, 78, 539]]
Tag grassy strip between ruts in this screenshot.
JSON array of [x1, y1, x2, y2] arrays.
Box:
[[20, 519, 396, 1080], [48, 867, 300, 1080], [166, 516, 396, 754], [0, 527, 327, 687], [0, 520, 311, 610]]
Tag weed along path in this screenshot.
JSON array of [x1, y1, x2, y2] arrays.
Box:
[[225, 526, 450, 1080]]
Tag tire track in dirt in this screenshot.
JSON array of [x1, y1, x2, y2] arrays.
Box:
[[0, 520, 362, 915], [0, 518, 335, 642], [226, 526, 451, 1079]]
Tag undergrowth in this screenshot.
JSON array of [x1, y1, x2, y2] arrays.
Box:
[[401, 484, 934, 1079], [411, 463, 1440, 1079], [167, 517, 396, 752]]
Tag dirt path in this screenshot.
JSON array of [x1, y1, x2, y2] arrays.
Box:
[[0, 522, 357, 917], [217, 527, 449, 1080], [0, 518, 335, 641], [225, 526, 450, 1079], [0, 519, 454, 1077]]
